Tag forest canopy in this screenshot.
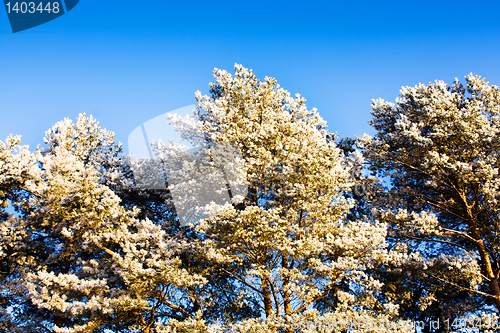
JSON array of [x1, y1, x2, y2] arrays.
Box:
[[1, 64, 500, 333]]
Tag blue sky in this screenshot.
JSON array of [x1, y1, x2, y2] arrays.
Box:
[[1, 0, 500, 152]]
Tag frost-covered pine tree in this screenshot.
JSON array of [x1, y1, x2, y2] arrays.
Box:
[[157, 64, 411, 332], [359, 74, 500, 325], [0, 116, 208, 333]]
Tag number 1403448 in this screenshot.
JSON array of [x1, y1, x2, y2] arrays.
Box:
[[5, 2, 60, 14]]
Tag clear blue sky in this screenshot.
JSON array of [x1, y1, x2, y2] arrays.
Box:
[[1, 0, 500, 152]]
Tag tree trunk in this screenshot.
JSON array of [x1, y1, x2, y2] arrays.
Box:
[[282, 257, 291, 315], [471, 228, 500, 311], [261, 278, 273, 318]]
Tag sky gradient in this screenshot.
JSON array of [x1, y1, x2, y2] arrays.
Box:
[[1, 0, 500, 152]]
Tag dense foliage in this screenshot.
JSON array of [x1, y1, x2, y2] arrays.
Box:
[[1, 65, 499, 332], [359, 74, 500, 330]]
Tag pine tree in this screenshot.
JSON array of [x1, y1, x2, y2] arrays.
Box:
[[359, 74, 500, 326], [0, 116, 207, 332], [157, 64, 408, 332]]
